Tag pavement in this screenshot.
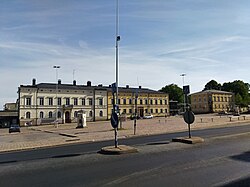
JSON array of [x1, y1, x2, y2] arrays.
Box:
[[0, 113, 250, 153]]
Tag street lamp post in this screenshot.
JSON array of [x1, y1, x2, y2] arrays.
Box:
[[180, 73, 186, 112], [53, 65, 60, 128]]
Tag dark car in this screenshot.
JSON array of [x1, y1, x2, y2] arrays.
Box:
[[9, 124, 21, 133]]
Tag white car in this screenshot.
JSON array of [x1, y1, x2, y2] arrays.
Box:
[[143, 114, 153, 119]]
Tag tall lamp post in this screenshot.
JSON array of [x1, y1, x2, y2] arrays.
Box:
[[53, 65, 60, 128], [180, 73, 186, 112]]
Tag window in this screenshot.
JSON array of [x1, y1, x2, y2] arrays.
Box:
[[39, 111, 44, 118], [155, 99, 158, 105], [58, 97, 62, 106], [165, 109, 168, 113], [39, 98, 44, 106], [49, 111, 53, 118], [160, 100, 163, 105], [123, 109, 126, 114], [74, 111, 78, 117], [48, 97, 53, 106], [150, 99, 153, 105], [118, 99, 120, 105], [74, 98, 78, 106], [26, 98, 31, 106], [145, 109, 148, 113], [129, 109, 132, 114], [225, 97, 227, 102], [213, 96, 216, 101], [99, 98, 103, 106], [217, 96, 220, 102], [82, 98, 86, 105], [140, 99, 143, 105], [156, 109, 158, 113], [26, 112, 31, 119], [89, 98, 93, 106], [150, 109, 153, 113], [221, 97, 223, 102], [129, 99, 132, 105], [100, 111, 103, 117], [123, 98, 126, 105], [145, 99, 148, 105], [165, 100, 168, 105], [58, 111, 61, 118], [66, 98, 70, 105], [89, 111, 93, 117], [160, 109, 163, 113]]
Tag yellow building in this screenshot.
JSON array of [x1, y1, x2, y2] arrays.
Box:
[[190, 90, 235, 114], [107, 85, 169, 119]]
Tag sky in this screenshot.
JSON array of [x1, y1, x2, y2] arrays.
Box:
[[1, 0, 250, 109]]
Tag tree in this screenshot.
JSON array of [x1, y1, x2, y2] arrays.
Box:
[[160, 84, 183, 103], [203, 80, 221, 91], [222, 80, 250, 107]]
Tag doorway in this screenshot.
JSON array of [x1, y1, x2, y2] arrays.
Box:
[[65, 111, 71, 123]]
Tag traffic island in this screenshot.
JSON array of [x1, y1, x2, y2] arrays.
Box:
[[172, 136, 204, 144], [99, 145, 138, 155]]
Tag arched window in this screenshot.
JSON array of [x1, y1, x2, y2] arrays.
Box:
[[57, 111, 61, 118], [49, 111, 53, 118], [100, 111, 103, 117], [40, 111, 44, 119], [26, 112, 31, 119]]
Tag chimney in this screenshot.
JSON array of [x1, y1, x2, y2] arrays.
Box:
[[87, 81, 91, 86], [98, 84, 103, 87], [32, 78, 36, 86], [58, 79, 61, 85], [73, 80, 76, 86], [126, 85, 129, 89], [139, 86, 142, 89]]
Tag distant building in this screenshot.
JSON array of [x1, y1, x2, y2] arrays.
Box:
[[0, 102, 18, 128], [18, 79, 169, 126], [190, 90, 235, 114]]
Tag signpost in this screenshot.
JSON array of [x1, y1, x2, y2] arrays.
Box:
[[111, 83, 119, 148], [183, 109, 195, 138]]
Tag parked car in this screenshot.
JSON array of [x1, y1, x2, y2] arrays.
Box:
[[143, 114, 153, 119], [9, 124, 21, 133]]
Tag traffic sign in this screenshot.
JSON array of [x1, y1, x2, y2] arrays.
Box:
[[183, 110, 195, 124], [183, 85, 190, 95], [111, 112, 119, 128]]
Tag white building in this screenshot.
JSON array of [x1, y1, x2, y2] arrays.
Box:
[[18, 79, 107, 126]]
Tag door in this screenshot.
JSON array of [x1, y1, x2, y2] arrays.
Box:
[[65, 111, 71, 123]]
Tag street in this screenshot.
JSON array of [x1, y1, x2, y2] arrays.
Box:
[[0, 125, 250, 187]]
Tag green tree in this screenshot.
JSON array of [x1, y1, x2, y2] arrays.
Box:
[[222, 80, 250, 107], [160, 84, 183, 103], [203, 80, 221, 91]]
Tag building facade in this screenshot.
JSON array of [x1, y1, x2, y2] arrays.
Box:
[[18, 79, 169, 126], [190, 90, 235, 114], [107, 85, 169, 119]]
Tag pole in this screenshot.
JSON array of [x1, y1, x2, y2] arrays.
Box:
[[180, 74, 186, 112], [115, 0, 119, 147], [53, 65, 60, 128]]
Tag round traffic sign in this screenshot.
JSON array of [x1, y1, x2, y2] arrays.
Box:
[[183, 111, 195, 124], [111, 112, 119, 128]]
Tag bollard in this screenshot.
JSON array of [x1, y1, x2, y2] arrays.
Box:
[[211, 118, 213, 122], [243, 116, 246, 120], [238, 117, 240, 121], [200, 118, 203, 123], [229, 117, 232, 122]]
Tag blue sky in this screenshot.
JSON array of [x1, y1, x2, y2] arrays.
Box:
[[1, 0, 250, 108]]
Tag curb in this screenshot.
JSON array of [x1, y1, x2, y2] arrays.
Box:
[[99, 145, 138, 155]]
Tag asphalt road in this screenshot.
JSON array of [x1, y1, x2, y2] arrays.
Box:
[[0, 124, 250, 187]]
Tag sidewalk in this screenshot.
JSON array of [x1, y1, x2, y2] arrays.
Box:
[[0, 114, 250, 153]]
